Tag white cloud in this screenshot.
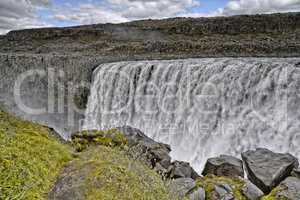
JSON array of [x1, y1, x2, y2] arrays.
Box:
[[107, 0, 199, 19], [0, 0, 51, 35], [53, 4, 128, 24], [222, 0, 300, 15], [53, 0, 200, 25], [180, 9, 223, 18]]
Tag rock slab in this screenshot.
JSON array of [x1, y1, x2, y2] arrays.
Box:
[[214, 183, 235, 200], [168, 178, 196, 199], [202, 155, 244, 178], [242, 148, 299, 194], [117, 126, 172, 170], [167, 161, 200, 180], [241, 179, 264, 200]]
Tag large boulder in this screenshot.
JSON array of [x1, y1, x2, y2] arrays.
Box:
[[167, 178, 197, 199], [117, 126, 172, 171], [117, 127, 201, 182], [117, 126, 160, 147], [242, 148, 299, 194], [202, 155, 244, 178], [167, 161, 200, 180]]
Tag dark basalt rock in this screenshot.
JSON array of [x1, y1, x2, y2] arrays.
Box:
[[167, 161, 200, 180], [202, 155, 244, 178], [242, 148, 299, 194], [117, 126, 171, 151], [117, 126, 172, 170]]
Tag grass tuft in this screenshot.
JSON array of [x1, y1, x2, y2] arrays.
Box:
[[71, 129, 127, 152]]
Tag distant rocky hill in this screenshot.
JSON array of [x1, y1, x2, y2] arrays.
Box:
[[1, 12, 300, 57]]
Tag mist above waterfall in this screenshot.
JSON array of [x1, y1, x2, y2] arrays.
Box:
[[84, 58, 300, 172]]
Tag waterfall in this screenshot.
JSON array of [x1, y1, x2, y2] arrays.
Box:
[[84, 58, 300, 172]]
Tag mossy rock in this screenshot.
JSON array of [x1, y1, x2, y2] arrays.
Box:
[[49, 145, 178, 200], [0, 110, 73, 199], [195, 175, 247, 200], [261, 178, 299, 200], [261, 186, 290, 200], [71, 129, 128, 152]]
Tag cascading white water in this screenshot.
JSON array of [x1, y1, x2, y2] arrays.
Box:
[[84, 58, 300, 172]]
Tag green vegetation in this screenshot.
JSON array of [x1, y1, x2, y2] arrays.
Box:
[[0, 110, 176, 200], [0, 110, 73, 200], [71, 129, 127, 152], [196, 175, 247, 200], [195, 175, 292, 200], [60, 145, 177, 200]]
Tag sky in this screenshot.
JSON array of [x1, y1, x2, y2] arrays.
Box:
[[1, 0, 300, 34]]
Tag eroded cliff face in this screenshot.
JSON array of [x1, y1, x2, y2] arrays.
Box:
[[0, 12, 300, 137], [0, 54, 102, 137]]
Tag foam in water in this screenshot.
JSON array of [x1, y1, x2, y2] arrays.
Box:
[[84, 58, 300, 172]]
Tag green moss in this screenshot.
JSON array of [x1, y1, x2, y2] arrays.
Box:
[[196, 175, 247, 200], [71, 129, 127, 152], [61, 145, 177, 200], [0, 110, 73, 200], [261, 186, 290, 200]]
